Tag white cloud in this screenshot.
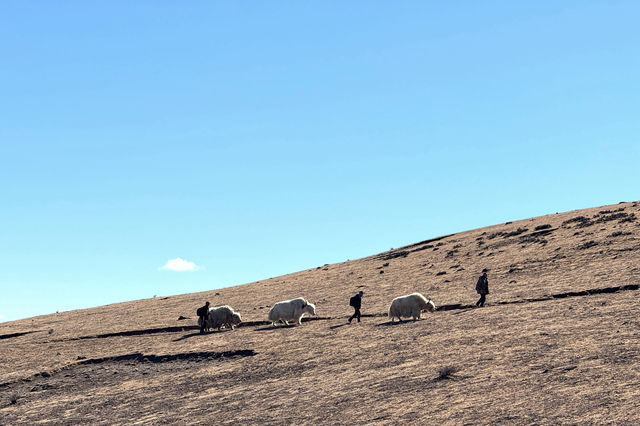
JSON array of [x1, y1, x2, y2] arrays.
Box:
[[0, 314, 6, 322], [160, 257, 199, 272]]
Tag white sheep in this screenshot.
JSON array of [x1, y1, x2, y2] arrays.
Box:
[[198, 305, 242, 331], [388, 293, 436, 322], [268, 297, 316, 326]]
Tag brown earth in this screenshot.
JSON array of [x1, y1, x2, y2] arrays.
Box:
[[1, 201, 640, 424]]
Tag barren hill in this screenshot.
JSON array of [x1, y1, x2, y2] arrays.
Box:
[[2, 201, 640, 424]]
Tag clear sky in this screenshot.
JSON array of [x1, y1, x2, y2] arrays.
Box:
[[1, 1, 638, 323]]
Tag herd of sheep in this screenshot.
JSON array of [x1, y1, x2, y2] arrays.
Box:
[[198, 292, 436, 332]]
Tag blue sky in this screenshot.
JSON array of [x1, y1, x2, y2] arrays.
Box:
[[1, 1, 638, 322]]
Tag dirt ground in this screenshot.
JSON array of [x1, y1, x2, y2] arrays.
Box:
[[2, 201, 640, 424]]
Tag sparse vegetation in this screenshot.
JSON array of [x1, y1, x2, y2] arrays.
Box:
[[535, 224, 552, 231], [445, 249, 458, 258], [619, 213, 637, 223], [504, 227, 529, 238], [562, 216, 592, 228], [608, 231, 631, 238], [578, 240, 598, 250], [595, 212, 631, 223], [436, 365, 459, 381]]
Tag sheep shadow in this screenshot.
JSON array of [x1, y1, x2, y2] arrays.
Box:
[[254, 324, 297, 332], [0, 330, 40, 340], [173, 332, 212, 342], [376, 319, 425, 327], [172, 329, 234, 341]]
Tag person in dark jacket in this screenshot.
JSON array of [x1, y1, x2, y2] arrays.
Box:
[[475, 270, 489, 307], [348, 291, 364, 323], [197, 301, 210, 334]]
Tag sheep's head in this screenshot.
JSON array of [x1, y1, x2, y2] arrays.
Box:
[[425, 300, 436, 312], [231, 312, 242, 325], [303, 302, 316, 316]]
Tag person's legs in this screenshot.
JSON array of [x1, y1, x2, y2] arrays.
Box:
[[348, 308, 359, 323], [200, 316, 206, 333], [476, 294, 486, 307]]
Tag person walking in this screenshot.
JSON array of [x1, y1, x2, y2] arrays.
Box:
[[475, 270, 489, 307], [197, 301, 210, 334], [348, 291, 364, 323]]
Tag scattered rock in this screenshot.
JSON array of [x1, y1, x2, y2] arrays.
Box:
[[177, 316, 189, 321]]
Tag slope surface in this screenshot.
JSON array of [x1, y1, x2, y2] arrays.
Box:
[[2, 201, 640, 424]]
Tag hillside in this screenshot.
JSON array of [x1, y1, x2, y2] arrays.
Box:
[[2, 201, 640, 424]]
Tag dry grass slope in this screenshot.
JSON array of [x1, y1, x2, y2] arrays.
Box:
[[2, 201, 640, 424]]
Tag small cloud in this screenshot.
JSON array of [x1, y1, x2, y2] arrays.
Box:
[[0, 314, 6, 322], [160, 257, 199, 272]]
